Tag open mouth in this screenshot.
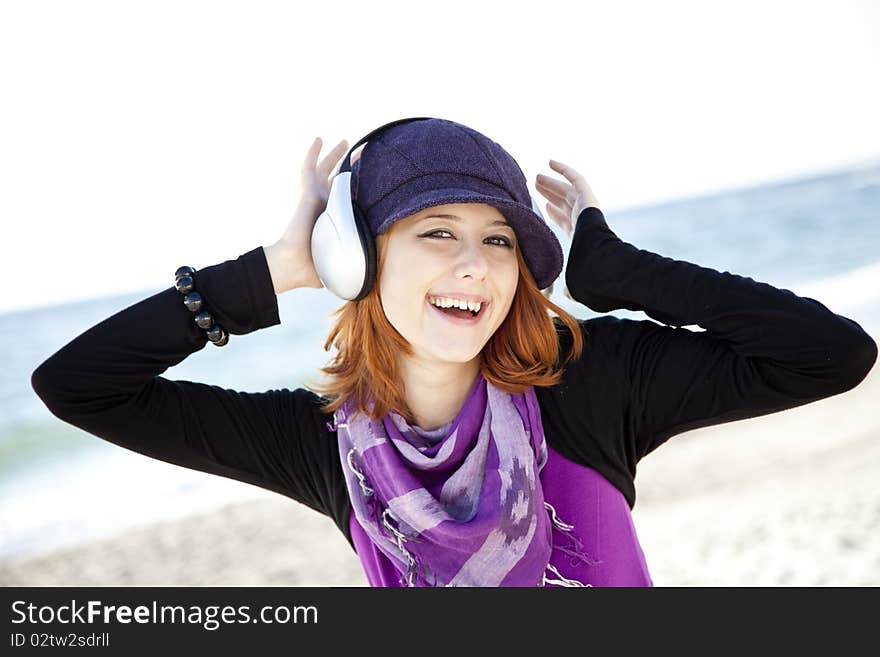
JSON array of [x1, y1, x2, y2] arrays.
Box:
[[426, 297, 488, 324]]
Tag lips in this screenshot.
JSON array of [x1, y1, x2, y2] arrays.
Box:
[[426, 298, 487, 326]]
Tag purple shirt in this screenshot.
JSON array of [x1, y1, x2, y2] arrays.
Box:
[[350, 442, 653, 587]]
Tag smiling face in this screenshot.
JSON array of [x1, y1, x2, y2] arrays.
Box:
[[376, 202, 520, 366]]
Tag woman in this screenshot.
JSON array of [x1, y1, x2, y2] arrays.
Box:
[[31, 118, 877, 587]]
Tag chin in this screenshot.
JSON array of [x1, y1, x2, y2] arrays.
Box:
[[422, 342, 483, 364]]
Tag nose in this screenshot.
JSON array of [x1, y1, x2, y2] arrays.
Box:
[[452, 238, 490, 281]]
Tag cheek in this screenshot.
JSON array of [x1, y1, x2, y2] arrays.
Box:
[[381, 241, 437, 279], [501, 260, 520, 299], [377, 271, 425, 331], [489, 266, 519, 324]]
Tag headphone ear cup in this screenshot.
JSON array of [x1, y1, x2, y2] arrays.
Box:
[[316, 118, 432, 300], [351, 203, 377, 301], [311, 171, 372, 300]]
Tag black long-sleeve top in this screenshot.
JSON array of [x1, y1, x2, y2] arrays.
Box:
[[30, 207, 878, 550]]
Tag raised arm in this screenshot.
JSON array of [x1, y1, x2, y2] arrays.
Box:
[[31, 247, 348, 540], [30, 136, 358, 541], [30, 246, 346, 527], [565, 206, 878, 460]]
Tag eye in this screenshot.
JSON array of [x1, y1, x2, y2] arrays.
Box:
[[421, 230, 513, 248], [486, 236, 514, 248]]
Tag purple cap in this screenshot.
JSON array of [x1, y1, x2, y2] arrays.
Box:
[[350, 118, 563, 290]]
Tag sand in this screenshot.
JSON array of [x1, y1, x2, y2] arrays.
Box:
[[3, 344, 878, 587]]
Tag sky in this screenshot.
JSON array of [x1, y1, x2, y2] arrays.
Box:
[[1, 0, 878, 315]]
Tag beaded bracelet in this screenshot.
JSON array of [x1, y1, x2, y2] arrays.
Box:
[[174, 266, 229, 347]]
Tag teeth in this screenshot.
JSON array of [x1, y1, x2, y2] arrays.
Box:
[[429, 296, 483, 314]]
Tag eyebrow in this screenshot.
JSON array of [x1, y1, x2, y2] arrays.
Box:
[[419, 213, 511, 227]]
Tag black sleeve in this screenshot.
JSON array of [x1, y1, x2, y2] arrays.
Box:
[[564, 206, 878, 462], [30, 246, 352, 545]]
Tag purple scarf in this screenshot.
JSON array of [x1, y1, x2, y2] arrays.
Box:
[[334, 371, 584, 587]]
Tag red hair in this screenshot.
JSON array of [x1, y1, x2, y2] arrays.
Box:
[[303, 231, 585, 424]]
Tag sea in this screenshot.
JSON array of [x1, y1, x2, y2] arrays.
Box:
[[2, 161, 879, 562]]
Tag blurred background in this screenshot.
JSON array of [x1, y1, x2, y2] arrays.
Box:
[[1, 0, 878, 586]]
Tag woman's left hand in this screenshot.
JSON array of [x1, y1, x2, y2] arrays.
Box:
[[535, 160, 601, 299], [535, 160, 601, 239]]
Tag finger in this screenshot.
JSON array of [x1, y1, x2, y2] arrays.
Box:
[[302, 137, 322, 171], [535, 175, 571, 204], [543, 201, 574, 235], [549, 161, 594, 204], [544, 203, 568, 229], [534, 184, 563, 208], [537, 174, 579, 207], [549, 159, 586, 184], [317, 139, 349, 178]]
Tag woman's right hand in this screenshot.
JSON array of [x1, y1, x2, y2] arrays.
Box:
[[270, 137, 351, 290]]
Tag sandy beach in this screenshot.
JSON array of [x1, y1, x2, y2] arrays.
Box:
[[3, 340, 878, 587]]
